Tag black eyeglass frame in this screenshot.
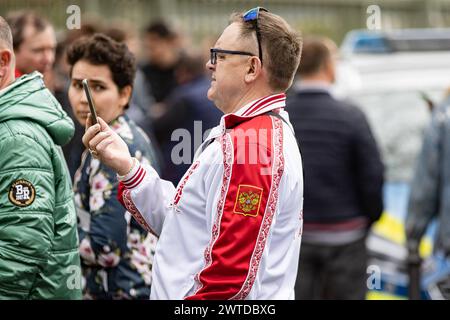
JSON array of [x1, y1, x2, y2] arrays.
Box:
[[242, 7, 269, 65], [209, 48, 255, 65]]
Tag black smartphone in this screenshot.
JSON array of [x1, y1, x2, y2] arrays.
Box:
[[82, 79, 98, 125]]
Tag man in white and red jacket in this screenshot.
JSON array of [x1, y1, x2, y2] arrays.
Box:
[[83, 7, 303, 300]]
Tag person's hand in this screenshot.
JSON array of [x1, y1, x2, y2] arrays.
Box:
[[82, 116, 134, 175]]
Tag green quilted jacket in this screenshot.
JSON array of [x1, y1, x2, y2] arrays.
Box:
[[0, 72, 81, 299]]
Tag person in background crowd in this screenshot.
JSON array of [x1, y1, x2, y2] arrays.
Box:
[[141, 20, 183, 104], [59, 21, 162, 182], [67, 34, 159, 299], [5, 11, 56, 88], [57, 22, 103, 180], [287, 36, 384, 300], [0, 16, 81, 299], [154, 50, 222, 185], [139, 19, 186, 175], [105, 24, 162, 166]]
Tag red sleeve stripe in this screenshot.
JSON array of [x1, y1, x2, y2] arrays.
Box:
[[122, 165, 143, 186], [128, 169, 147, 189], [126, 169, 146, 189], [122, 165, 145, 188]]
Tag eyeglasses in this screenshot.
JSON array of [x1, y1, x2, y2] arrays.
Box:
[[242, 7, 269, 64], [210, 48, 255, 65]]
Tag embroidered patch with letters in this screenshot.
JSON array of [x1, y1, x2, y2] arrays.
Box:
[[233, 184, 263, 217], [9, 179, 36, 207]]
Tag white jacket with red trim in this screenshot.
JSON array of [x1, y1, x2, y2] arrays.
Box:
[[117, 93, 304, 300]]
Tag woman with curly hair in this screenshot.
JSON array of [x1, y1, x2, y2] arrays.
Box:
[[67, 34, 159, 299]]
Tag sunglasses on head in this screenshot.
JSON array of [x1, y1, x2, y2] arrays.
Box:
[[242, 7, 269, 65]]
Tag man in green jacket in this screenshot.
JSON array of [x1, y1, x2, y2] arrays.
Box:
[[0, 16, 81, 299]]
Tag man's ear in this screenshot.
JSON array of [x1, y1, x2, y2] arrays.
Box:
[[244, 56, 262, 83], [0, 49, 13, 78]]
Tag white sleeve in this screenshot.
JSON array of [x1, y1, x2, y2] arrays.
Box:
[[118, 161, 175, 236]]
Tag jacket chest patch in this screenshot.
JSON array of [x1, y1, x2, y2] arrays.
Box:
[[9, 179, 36, 207], [233, 184, 263, 217]]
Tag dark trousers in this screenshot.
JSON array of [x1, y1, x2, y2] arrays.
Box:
[[295, 237, 368, 300]]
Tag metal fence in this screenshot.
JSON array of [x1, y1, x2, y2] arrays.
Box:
[[1, 0, 450, 44]]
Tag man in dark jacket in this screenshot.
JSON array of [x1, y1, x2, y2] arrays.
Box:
[[0, 16, 81, 299], [287, 37, 384, 299], [153, 51, 222, 184], [141, 20, 182, 104]]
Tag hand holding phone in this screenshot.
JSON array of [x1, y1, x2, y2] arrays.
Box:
[[82, 79, 98, 125]]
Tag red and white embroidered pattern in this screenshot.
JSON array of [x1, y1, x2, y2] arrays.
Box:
[[123, 188, 159, 237], [231, 117, 284, 300], [193, 134, 233, 293], [171, 161, 200, 210]]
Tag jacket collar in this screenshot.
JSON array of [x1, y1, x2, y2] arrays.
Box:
[[222, 93, 286, 129], [198, 93, 286, 159]]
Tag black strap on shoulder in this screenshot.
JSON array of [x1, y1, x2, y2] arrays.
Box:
[[265, 110, 296, 137], [266, 110, 288, 125], [265, 112, 303, 179]]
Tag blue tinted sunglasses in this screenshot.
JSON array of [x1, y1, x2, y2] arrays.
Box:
[[243, 7, 269, 64]]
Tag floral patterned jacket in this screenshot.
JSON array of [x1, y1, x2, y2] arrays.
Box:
[[74, 114, 159, 299]]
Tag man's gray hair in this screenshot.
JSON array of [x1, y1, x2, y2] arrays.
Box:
[[0, 16, 13, 50]]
